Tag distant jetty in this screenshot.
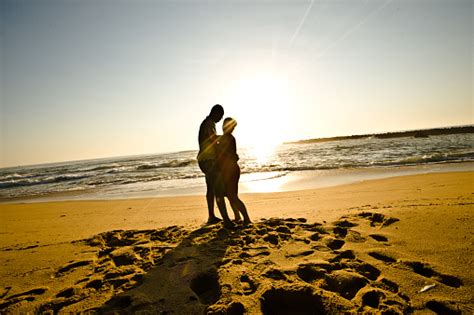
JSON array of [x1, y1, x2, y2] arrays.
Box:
[[287, 125, 474, 145]]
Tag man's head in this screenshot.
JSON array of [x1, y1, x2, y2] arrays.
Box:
[[223, 117, 237, 134], [209, 104, 224, 122]]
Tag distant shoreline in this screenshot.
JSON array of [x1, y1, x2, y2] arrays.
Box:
[[286, 125, 474, 144]]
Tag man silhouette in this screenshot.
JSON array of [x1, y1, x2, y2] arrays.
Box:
[[197, 104, 233, 228]]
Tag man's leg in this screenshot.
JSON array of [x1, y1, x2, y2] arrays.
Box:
[[215, 196, 234, 228], [206, 188, 215, 218], [205, 174, 221, 224]]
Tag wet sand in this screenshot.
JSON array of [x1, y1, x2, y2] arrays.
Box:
[[0, 171, 472, 313]]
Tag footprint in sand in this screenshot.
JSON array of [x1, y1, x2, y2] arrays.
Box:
[[358, 212, 400, 228], [189, 270, 221, 304], [0, 287, 49, 310], [296, 263, 327, 283], [402, 261, 463, 288], [322, 270, 369, 300], [85, 279, 104, 290], [109, 247, 143, 267], [239, 274, 258, 295], [334, 247, 356, 257], [263, 268, 288, 281], [6, 287, 48, 299], [38, 294, 89, 314], [56, 286, 82, 298], [374, 278, 399, 293], [368, 251, 397, 264], [262, 232, 279, 246], [369, 234, 389, 242], [347, 261, 381, 281], [360, 289, 387, 308], [333, 219, 359, 228], [323, 237, 345, 250], [332, 226, 348, 238], [56, 260, 94, 276], [345, 230, 366, 243], [260, 285, 352, 314], [426, 300, 462, 315]]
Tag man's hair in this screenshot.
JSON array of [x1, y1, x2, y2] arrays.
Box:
[[210, 104, 224, 116]]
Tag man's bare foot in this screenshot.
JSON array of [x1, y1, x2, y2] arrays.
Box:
[[207, 217, 222, 225]]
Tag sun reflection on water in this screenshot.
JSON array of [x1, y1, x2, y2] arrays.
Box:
[[240, 172, 288, 193], [247, 142, 279, 165]]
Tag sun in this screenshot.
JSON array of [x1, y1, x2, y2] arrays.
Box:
[[226, 70, 292, 154]]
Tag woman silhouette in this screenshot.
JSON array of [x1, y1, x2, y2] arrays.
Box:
[[216, 117, 251, 225]]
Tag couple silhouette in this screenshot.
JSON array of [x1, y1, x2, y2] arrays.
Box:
[[197, 104, 251, 229]]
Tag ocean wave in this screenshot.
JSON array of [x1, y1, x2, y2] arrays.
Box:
[[83, 164, 121, 172], [278, 165, 339, 172], [136, 159, 197, 170], [242, 171, 289, 182], [2, 133, 472, 200], [0, 174, 90, 189], [1, 173, 24, 180], [372, 151, 474, 167], [0, 172, 44, 181]]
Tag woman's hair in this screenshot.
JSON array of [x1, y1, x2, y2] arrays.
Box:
[[223, 117, 237, 134]]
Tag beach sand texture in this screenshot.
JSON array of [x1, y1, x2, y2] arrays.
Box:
[[0, 172, 472, 313]]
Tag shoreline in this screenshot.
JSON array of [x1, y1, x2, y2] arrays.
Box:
[[1, 171, 472, 313], [2, 161, 473, 204]]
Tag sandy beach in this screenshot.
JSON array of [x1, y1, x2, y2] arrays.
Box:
[[0, 171, 472, 313]]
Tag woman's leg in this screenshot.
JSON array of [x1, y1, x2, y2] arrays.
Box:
[[237, 198, 251, 224], [228, 196, 242, 222], [223, 167, 241, 222], [228, 190, 241, 222], [228, 195, 251, 225]]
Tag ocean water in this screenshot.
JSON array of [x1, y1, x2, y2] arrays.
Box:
[[1, 133, 473, 201]]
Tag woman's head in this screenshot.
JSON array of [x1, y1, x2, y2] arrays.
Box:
[[223, 117, 237, 134]]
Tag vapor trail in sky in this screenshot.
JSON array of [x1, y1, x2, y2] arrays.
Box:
[[289, 0, 315, 47], [314, 0, 394, 59]]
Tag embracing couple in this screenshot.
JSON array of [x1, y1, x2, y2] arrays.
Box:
[[197, 104, 251, 229]]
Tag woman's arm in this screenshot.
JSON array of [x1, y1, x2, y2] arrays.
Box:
[[231, 136, 239, 161]]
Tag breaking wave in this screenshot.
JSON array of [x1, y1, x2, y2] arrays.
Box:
[[0, 174, 90, 189], [136, 159, 197, 170]]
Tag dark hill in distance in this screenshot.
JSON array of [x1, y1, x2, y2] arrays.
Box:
[[287, 125, 474, 145]]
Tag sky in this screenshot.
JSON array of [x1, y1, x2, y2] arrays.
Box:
[[1, 0, 472, 168]]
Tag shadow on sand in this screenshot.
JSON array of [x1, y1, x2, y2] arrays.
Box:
[[30, 212, 466, 314], [97, 223, 243, 314]]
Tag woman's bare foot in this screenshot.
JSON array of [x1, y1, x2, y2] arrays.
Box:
[[223, 220, 236, 230]]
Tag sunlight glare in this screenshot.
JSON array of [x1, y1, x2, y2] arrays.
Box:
[[228, 71, 292, 151], [247, 143, 278, 165], [240, 172, 288, 193]]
